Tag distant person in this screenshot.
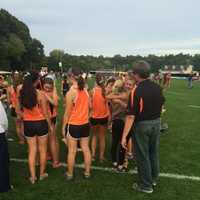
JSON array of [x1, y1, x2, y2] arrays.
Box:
[[163, 73, 171, 88], [121, 61, 165, 193], [61, 75, 70, 97], [188, 74, 193, 89], [8, 73, 24, 144], [62, 67, 91, 180], [0, 100, 11, 193]]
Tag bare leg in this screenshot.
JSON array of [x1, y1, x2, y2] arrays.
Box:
[[26, 137, 37, 181], [91, 126, 98, 159], [16, 119, 25, 144], [38, 135, 48, 177], [80, 138, 91, 175], [67, 137, 77, 176], [49, 124, 60, 167], [99, 125, 106, 161]]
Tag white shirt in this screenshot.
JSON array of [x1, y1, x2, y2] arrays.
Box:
[[0, 101, 8, 133]]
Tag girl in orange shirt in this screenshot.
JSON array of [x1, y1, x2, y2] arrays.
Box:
[[43, 77, 60, 168], [90, 74, 109, 162], [8, 73, 24, 144], [18, 71, 53, 184], [62, 67, 91, 180]]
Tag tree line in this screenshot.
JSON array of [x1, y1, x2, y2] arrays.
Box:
[[1, 9, 200, 73]]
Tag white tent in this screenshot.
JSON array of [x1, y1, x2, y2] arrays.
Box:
[[0, 71, 12, 75]]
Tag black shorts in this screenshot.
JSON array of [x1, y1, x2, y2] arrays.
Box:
[[90, 117, 108, 126], [51, 117, 57, 125], [10, 107, 17, 117], [24, 120, 48, 138], [63, 90, 67, 97], [66, 123, 90, 139]]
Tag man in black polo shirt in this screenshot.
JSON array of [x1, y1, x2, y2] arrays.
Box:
[[121, 61, 165, 194]]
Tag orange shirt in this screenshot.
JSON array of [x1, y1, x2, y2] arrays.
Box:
[[22, 105, 45, 121], [22, 91, 45, 121], [68, 89, 89, 125], [92, 87, 109, 119]]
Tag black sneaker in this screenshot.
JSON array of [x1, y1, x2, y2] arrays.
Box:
[[132, 183, 153, 194]]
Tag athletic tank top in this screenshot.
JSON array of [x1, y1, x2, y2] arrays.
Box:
[[68, 89, 89, 125], [22, 92, 45, 121], [92, 87, 109, 119]]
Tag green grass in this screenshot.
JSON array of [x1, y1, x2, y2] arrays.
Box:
[[1, 79, 200, 200]]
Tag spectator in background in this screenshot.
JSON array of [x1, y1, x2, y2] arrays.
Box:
[[188, 74, 193, 89], [121, 61, 165, 194], [0, 100, 11, 193]]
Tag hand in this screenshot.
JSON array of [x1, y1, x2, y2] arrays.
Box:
[[121, 136, 127, 150]]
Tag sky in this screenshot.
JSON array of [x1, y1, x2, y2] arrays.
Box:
[[1, 0, 200, 56]]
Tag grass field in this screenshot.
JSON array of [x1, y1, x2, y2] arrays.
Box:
[[1, 78, 200, 200]]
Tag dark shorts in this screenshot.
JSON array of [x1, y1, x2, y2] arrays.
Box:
[[24, 120, 48, 138], [10, 107, 17, 118], [90, 117, 108, 126], [51, 117, 57, 125], [66, 123, 90, 139], [63, 90, 68, 97]]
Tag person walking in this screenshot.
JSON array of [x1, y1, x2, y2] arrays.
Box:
[[121, 61, 165, 193]]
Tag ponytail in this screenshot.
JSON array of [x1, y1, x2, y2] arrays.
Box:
[[96, 73, 105, 98], [20, 75, 37, 109], [77, 76, 85, 90], [68, 67, 85, 90]]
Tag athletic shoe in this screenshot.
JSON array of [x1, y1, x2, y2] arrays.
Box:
[[52, 162, 61, 168], [132, 183, 153, 194], [39, 173, 48, 181], [116, 166, 128, 173], [29, 177, 37, 184], [126, 153, 134, 160], [83, 173, 91, 179], [152, 182, 157, 187], [112, 162, 118, 168], [65, 173, 74, 181], [77, 148, 82, 152]]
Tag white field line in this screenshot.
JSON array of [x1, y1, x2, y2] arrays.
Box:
[[166, 91, 185, 96], [188, 105, 200, 109], [11, 158, 200, 182]]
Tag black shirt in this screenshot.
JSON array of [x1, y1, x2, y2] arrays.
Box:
[[127, 79, 165, 122]]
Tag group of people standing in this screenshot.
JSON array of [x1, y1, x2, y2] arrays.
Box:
[[0, 60, 165, 194]]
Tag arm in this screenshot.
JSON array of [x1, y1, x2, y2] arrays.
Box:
[[62, 89, 75, 138], [112, 99, 127, 108], [61, 81, 63, 92], [106, 92, 128, 101], [39, 91, 53, 131], [121, 88, 140, 149]]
